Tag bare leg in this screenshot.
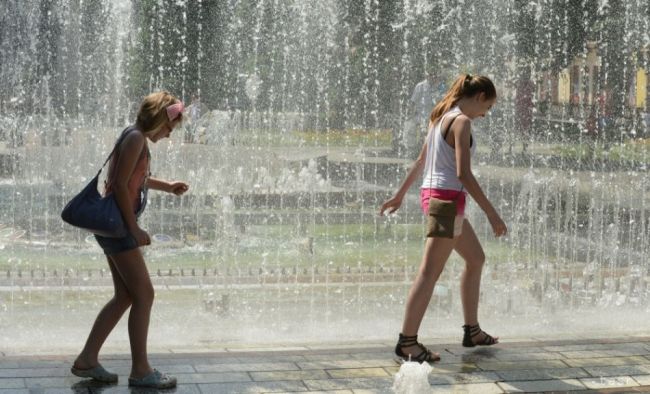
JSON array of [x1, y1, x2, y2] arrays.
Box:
[[399, 236, 457, 356], [454, 219, 497, 344], [74, 256, 132, 369], [108, 248, 155, 379]]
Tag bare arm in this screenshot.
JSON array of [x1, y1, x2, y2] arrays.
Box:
[[379, 139, 427, 215], [452, 117, 507, 236], [452, 117, 497, 216], [146, 177, 171, 192], [146, 177, 189, 195]]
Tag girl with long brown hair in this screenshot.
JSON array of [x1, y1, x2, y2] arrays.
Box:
[[380, 74, 507, 363]]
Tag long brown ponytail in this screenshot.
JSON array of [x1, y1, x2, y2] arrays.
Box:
[[429, 74, 497, 126]]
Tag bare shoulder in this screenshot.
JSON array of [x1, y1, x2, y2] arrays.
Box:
[[452, 115, 472, 134], [118, 129, 145, 155]]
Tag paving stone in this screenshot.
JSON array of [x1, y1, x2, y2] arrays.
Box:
[[284, 391, 352, 394], [250, 369, 330, 381], [430, 382, 504, 393], [632, 374, 650, 386], [307, 344, 386, 351], [171, 347, 229, 354], [494, 352, 565, 361], [382, 366, 399, 375], [326, 368, 389, 379], [544, 342, 649, 353], [198, 380, 308, 393], [351, 389, 393, 394], [22, 377, 77, 388], [0, 390, 28, 394], [0, 380, 23, 390], [564, 356, 650, 368], [451, 351, 500, 364], [580, 375, 640, 389], [194, 362, 300, 373], [476, 359, 568, 371], [2, 361, 67, 369], [433, 354, 477, 365], [173, 372, 252, 384], [236, 355, 308, 364], [560, 350, 612, 359], [603, 348, 650, 357], [584, 364, 650, 377], [97, 384, 201, 394], [498, 378, 587, 392], [428, 371, 500, 385], [298, 360, 394, 370], [544, 344, 615, 352], [0, 368, 65, 379], [228, 346, 309, 353], [430, 363, 481, 374], [496, 367, 590, 381], [304, 354, 357, 362], [108, 364, 196, 375], [346, 352, 393, 361], [303, 377, 393, 391], [452, 348, 501, 361]]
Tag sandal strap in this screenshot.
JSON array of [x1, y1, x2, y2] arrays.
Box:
[[397, 333, 419, 347], [396, 333, 439, 362], [464, 324, 497, 345], [468, 324, 482, 336], [412, 347, 431, 362]]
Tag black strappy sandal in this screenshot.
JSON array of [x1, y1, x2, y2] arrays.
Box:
[[462, 324, 498, 347], [394, 333, 441, 363]]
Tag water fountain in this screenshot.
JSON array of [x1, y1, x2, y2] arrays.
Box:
[[0, 0, 649, 352]]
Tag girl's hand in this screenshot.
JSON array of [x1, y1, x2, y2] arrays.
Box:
[[168, 181, 189, 196], [487, 212, 507, 237], [131, 226, 151, 246], [379, 195, 403, 216]]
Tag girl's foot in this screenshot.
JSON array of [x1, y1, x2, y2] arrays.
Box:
[[129, 369, 177, 389], [395, 333, 441, 363], [462, 324, 498, 347], [70, 364, 118, 383]]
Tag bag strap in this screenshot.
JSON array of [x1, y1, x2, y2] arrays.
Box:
[[96, 126, 133, 176]]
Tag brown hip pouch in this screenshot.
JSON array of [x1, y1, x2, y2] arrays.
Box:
[[426, 197, 457, 238]]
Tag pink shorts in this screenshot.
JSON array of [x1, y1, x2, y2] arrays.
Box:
[[420, 188, 466, 216]]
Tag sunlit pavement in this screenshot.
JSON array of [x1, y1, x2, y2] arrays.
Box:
[[4, 336, 650, 393]]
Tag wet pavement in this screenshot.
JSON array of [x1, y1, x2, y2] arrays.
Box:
[[3, 336, 650, 393]]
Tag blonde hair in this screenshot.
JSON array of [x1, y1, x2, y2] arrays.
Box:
[[429, 74, 497, 126], [136, 91, 182, 134]]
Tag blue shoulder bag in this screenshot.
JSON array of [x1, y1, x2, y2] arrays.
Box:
[[61, 128, 140, 238]]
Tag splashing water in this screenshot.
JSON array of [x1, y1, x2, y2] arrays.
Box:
[[392, 358, 433, 394]]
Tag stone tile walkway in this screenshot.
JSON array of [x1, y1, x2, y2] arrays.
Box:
[[3, 336, 650, 393]]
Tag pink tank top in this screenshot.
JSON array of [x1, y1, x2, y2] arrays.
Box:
[[105, 127, 150, 213]]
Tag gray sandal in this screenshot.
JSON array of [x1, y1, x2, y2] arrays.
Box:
[[128, 369, 177, 389], [70, 364, 118, 383]]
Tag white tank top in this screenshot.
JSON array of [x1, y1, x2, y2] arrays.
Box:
[[421, 106, 476, 190]]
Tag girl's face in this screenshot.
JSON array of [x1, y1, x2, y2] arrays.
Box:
[[469, 93, 496, 119], [150, 120, 180, 142]]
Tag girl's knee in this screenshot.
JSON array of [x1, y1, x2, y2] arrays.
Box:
[[133, 284, 155, 306], [466, 252, 485, 269], [113, 292, 132, 309]]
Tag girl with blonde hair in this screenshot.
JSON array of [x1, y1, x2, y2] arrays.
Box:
[[71, 91, 189, 388]]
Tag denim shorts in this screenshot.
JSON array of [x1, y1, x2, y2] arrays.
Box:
[[94, 233, 139, 255]]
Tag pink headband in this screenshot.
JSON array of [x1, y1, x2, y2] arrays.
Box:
[[166, 102, 184, 121]]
